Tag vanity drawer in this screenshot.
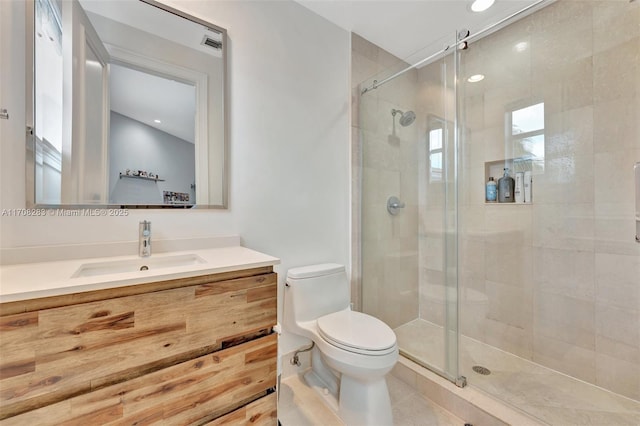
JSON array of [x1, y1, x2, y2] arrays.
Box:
[[0, 271, 277, 419], [1, 334, 277, 425], [207, 392, 277, 426]]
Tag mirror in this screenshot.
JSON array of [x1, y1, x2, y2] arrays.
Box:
[[27, 0, 227, 208]]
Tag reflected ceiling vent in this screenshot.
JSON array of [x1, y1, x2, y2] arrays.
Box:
[[201, 35, 222, 50]]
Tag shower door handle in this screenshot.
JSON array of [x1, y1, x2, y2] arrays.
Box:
[[635, 163, 639, 243]]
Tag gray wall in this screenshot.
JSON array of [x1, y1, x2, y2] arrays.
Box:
[[109, 111, 195, 205]]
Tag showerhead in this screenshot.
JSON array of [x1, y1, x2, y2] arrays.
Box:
[[399, 110, 416, 126], [391, 109, 416, 127]]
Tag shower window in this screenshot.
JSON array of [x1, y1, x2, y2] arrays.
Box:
[[428, 118, 445, 182], [507, 102, 545, 161]]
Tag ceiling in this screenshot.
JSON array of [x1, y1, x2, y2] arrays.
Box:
[[296, 0, 544, 67], [80, 0, 222, 58], [110, 64, 196, 144], [81, 0, 547, 142], [79, 0, 219, 143]]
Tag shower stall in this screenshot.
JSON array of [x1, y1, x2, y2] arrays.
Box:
[[354, 0, 640, 423]]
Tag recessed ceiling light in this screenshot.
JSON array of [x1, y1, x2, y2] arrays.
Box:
[[467, 74, 485, 83], [154, 119, 162, 124], [514, 41, 529, 52], [471, 0, 495, 12]]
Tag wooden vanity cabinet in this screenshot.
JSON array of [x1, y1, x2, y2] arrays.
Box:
[[0, 266, 278, 425]]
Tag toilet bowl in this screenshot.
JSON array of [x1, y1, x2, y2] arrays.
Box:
[[283, 264, 399, 425]]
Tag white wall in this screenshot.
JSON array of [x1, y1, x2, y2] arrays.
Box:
[[0, 0, 351, 354]]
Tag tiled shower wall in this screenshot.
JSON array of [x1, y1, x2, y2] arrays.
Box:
[[420, 1, 640, 399], [421, 0, 640, 400], [354, 0, 639, 401]]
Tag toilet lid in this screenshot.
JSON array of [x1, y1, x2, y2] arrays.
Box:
[[317, 310, 396, 353]]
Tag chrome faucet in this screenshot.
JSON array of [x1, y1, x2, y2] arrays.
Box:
[[139, 221, 151, 257]]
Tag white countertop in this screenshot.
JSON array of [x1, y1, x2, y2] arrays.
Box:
[[0, 245, 280, 303]]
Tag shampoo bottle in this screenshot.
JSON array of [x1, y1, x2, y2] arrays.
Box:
[[486, 177, 497, 202], [515, 172, 524, 203], [498, 168, 515, 203], [524, 171, 532, 203]]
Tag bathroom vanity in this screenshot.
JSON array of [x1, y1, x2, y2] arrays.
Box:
[[0, 244, 279, 425]]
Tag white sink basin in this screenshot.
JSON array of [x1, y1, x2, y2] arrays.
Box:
[[71, 253, 206, 278]]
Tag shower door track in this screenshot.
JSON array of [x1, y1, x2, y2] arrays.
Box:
[[360, 0, 549, 95], [399, 349, 467, 388]]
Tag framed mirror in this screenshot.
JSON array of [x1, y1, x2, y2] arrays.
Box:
[[26, 0, 227, 208]]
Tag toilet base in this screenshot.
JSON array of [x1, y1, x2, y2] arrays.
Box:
[[304, 346, 393, 426], [338, 374, 393, 426], [303, 368, 339, 413], [303, 368, 393, 426]]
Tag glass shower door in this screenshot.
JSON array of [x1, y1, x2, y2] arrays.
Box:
[[356, 34, 461, 384], [455, 1, 640, 422]]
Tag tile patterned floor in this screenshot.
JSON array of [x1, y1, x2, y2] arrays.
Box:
[[395, 319, 640, 426], [278, 372, 464, 426]]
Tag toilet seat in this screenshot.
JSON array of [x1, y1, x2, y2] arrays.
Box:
[[317, 310, 396, 356]]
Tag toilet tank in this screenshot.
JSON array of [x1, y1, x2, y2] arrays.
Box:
[[284, 264, 350, 332]]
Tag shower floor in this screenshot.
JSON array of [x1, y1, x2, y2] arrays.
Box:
[[395, 319, 640, 426]]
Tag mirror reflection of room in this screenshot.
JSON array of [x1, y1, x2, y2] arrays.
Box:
[[108, 64, 196, 206], [34, 0, 64, 205], [33, 0, 225, 207]]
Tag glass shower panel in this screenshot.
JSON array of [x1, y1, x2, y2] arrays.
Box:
[[456, 7, 543, 408], [456, 0, 640, 422], [358, 36, 460, 383], [357, 0, 639, 421], [359, 61, 421, 336]]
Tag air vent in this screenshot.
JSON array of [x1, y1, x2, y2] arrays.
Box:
[[201, 35, 222, 50]]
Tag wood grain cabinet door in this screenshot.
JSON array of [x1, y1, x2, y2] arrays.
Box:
[[2, 334, 277, 425], [0, 271, 277, 421]]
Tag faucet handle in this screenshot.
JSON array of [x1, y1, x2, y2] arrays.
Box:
[[139, 221, 151, 257]]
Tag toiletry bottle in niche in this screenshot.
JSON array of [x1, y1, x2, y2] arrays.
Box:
[[498, 168, 515, 203], [524, 171, 532, 203], [515, 172, 524, 203], [486, 177, 497, 202]]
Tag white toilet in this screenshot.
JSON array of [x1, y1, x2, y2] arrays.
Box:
[[283, 263, 398, 426]]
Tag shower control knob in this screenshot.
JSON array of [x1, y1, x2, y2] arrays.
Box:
[[387, 196, 406, 215]]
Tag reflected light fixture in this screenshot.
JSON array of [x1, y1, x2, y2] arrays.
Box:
[[154, 119, 162, 123], [471, 0, 495, 12], [514, 41, 529, 52], [467, 74, 485, 83]]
